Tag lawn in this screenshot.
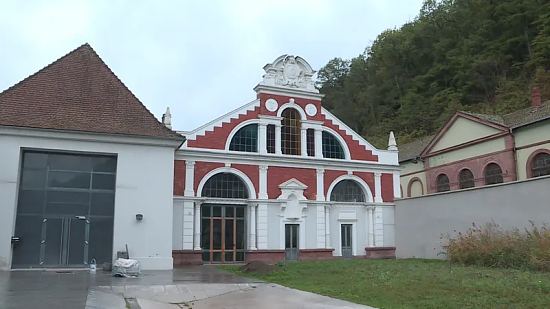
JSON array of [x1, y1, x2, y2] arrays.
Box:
[[222, 259, 550, 308]]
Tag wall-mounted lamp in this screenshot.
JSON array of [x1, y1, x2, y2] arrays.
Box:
[[136, 214, 143, 221]]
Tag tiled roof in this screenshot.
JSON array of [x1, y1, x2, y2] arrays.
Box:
[[398, 101, 550, 162], [398, 135, 434, 162], [0, 44, 184, 142], [503, 100, 550, 128]]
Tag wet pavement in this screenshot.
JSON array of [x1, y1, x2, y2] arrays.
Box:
[[0, 266, 373, 308]]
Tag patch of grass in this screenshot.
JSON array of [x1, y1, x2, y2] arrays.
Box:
[[222, 259, 550, 308]]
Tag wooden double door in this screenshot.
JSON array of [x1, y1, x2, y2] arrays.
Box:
[[201, 204, 246, 263]]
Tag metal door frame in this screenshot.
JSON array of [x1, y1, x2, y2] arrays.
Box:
[[340, 223, 353, 258], [39, 215, 90, 267], [285, 224, 300, 261]]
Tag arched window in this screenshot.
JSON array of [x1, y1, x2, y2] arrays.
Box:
[[408, 178, 424, 197], [330, 180, 365, 202], [436, 174, 450, 192], [229, 124, 258, 152], [201, 173, 249, 199], [322, 131, 345, 159], [281, 108, 301, 155], [458, 169, 475, 189], [484, 163, 503, 185], [531, 152, 550, 177]]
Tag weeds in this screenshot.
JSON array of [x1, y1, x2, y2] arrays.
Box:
[[446, 222, 550, 271]]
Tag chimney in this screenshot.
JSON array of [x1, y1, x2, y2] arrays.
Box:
[[532, 86, 542, 108]]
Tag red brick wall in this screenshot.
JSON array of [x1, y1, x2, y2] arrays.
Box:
[[193, 161, 225, 193], [173, 160, 185, 196], [187, 106, 261, 149], [233, 163, 259, 196], [353, 171, 375, 200], [267, 166, 316, 199], [324, 170, 347, 197], [381, 173, 394, 202]]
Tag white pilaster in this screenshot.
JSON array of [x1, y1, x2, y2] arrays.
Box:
[[184, 160, 195, 197], [259, 165, 268, 199], [314, 128, 323, 158], [325, 205, 331, 248], [367, 207, 375, 247], [275, 123, 282, 155], [374, 206, 384, 246], [300, 127, 308, 156], [258, 123, 267, 155], [316, 168, 325, 201], [182, 201, 194, 249], [374, 172, 383, 203], [316, 204, 325, 248], [257, 203, 268, 249], [193, 202, 201, 250], [249, 204, 257, 250], [393, 171, 401, 198]]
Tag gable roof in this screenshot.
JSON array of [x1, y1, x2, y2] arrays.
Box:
[[0, 44, 183, 142], [399, 101, 550, 162], [398, 135, 434, 162]]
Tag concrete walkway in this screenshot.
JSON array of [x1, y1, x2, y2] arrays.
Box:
[[0, 266, 373, 309]]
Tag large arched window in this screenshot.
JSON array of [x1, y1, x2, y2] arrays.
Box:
[[229, 124, 258, 152], [531, 152, 550, 178], [436, 174, 450, 192], [322, 131, 345, 159], [281, 108, 301, 155], [330, 180, 365, 202], [458, 169, 475, 189], [484, 163, 503, 185], [201, 173, 249, 199]]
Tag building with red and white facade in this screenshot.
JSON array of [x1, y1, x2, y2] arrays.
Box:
[[172, 55, 400, 264]]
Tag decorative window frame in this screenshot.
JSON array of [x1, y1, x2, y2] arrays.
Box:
[[276, 99, 308, 119], [322, 127, 351, 160], [526, 148, 550, 178], [406, 177, 424, 197], [482, 161, 504, 185], [196, 167, 257, 199], [224, 119, 260, 151], [326, 174, 374, 203]]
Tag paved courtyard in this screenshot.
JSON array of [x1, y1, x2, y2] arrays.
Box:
[[0, 266, 372, 309]]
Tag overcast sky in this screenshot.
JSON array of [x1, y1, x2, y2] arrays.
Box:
[[1, 0, 422, 131]]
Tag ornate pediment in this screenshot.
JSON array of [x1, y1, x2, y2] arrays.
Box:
[[258, 55, 318, 93]]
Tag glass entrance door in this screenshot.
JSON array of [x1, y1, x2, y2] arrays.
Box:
[[341, 224, 353, 258], [285, 224, 299, 260], [41, 216, 89, 266], [201, 204, 246, 263]]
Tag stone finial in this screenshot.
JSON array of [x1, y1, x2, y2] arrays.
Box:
[[162, 107, 172, 129], [388, 131, 398, 151]]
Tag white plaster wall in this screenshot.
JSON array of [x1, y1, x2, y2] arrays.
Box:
[[382, 206, 395, 247], [305, 204, 317, 249], [0, 129, 176, 270], [267, 203, 281, 249]]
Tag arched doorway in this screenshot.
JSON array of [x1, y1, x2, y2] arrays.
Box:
[[200, 172, 248, 263]]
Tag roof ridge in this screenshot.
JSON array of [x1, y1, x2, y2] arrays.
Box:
[[0, 43, 91, 99]]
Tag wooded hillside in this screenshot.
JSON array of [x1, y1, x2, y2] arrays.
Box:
[[317, 0, 550, 148]]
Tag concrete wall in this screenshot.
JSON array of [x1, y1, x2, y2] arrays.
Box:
[[395, 175, 550, 259], [0, 127, 177, 270]]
